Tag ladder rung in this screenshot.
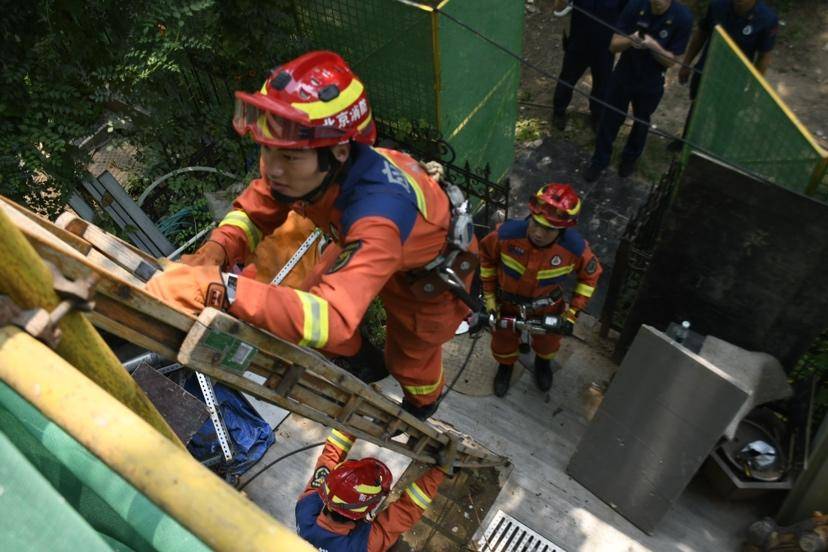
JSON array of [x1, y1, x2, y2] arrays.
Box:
[[336, 395, 362, 423], [273, 364, 305, 397]]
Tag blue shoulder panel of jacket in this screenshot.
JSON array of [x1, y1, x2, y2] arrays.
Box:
[[336, 144, 419, 243], [497, 218, 529, 240]]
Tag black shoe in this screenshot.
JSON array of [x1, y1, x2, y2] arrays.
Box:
[[333, 339, 388, 384], [617, 158, 637, 178], [583, 163, 604, 183], [401, 397, 438, 421], [493, 363, 513, 397], [552, 112, 567, 131], [534, 357, 553, 391], [667, 138, 684, 153]]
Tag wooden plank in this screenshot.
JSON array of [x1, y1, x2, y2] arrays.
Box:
[[0, 199, 141, 285], [336, 395, 362, 423], [56, 212, 162, 282], [273, 364, 306, 396]]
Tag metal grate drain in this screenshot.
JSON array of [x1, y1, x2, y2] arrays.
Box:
[[477, 510, 568, 552]]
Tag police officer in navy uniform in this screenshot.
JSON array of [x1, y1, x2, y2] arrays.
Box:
[[551, 0, 628, 132], [584, 0, 693, 182], [668, 0, 778, 150]]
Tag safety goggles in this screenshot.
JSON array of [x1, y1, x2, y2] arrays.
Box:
[[528, 196, 577, 227], [232, 96, 347, 146]]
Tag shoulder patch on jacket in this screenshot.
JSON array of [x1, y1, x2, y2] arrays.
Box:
[[327, 241, 362, 274], [558, 229, 586, 256], [311, 466, 330, 489], [498, 218, 529, 240]]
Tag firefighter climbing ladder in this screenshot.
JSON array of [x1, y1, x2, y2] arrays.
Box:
[[0, 196, 508, 470]]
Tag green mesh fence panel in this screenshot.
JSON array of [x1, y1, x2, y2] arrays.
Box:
[[292, 0, 523, 181], [684, 26, 828, 200], [0, 382, 210, 552]]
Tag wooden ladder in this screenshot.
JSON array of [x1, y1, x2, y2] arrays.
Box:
[[1, 197, 508, 470]]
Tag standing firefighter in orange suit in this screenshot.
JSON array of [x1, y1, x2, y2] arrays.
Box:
[[146, 51, 476, 420], [479, 183, 603, 397], [295, 428, 447, 551]]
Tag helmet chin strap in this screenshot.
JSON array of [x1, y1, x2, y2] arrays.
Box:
[[270, 147, 348, 205]]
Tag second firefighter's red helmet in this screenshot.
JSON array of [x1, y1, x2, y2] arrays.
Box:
[[318, 458, 393, 520], [233, 50, 376, 149], [528, 183, 581, 228]]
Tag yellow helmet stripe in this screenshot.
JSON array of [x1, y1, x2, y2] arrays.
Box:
[[219, 210, 263, 251], [294, 290, 330, 349], [531, 213, 557, 228], [355, 484, 383, 494], [565, 200, 582, 216], [291, 79, 364, 120], [330, 495, 368, 512]]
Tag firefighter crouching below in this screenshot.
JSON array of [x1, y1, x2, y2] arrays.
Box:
[[479, 183, 603, 397], [296, 428, 450, 551], [146, 50, 476, 420]]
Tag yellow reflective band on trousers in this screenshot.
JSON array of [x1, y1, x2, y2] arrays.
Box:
[[294, 290, 329, 348], [219, 210, 263, 252], [500, 253, 526, 275], [537, 265, 574, 280], [403, 367, 443, 396], [480, 266, 496, 279], [536, 351, 557, 360], [494, 350, 519, 359], [327, 429, 353, 452], [291, 79, 364, 120], [375, 150, 428, 220], [405, 482, 432, 510], [574, 283, 595, 297]]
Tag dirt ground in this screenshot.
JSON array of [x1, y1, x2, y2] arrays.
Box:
[[517, 0, 828, 181]]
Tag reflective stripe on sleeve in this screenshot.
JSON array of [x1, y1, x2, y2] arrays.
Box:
[[327, 429, 353, 452], [219, 210, 263, 252], [405, 482, 432, 510], [294, 290, 330, 349]]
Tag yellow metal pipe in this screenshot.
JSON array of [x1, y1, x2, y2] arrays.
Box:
[[0, 204, 181, 445], [0, 326, 315, 552]]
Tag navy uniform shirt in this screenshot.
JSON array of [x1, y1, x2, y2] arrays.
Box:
[[696, 0, 778, 70], [615, 0, 693, 83], [568, 0, 628, 51]]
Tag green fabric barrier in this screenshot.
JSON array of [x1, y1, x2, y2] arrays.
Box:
[[684, 27, 827, 200], [0, 382, 210, 552], [0, 430, 113, 552], [293, 0, 523, 181]]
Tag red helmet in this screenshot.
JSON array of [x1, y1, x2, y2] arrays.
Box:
[[528, 183, 581, 228], [318, 458, 392, 521], [233, 51, 376, 149]]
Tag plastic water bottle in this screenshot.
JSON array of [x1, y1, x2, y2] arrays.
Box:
[[675, 320, 691, 343]]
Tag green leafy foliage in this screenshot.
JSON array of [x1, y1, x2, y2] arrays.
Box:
[[1, 0, 296, 224]]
